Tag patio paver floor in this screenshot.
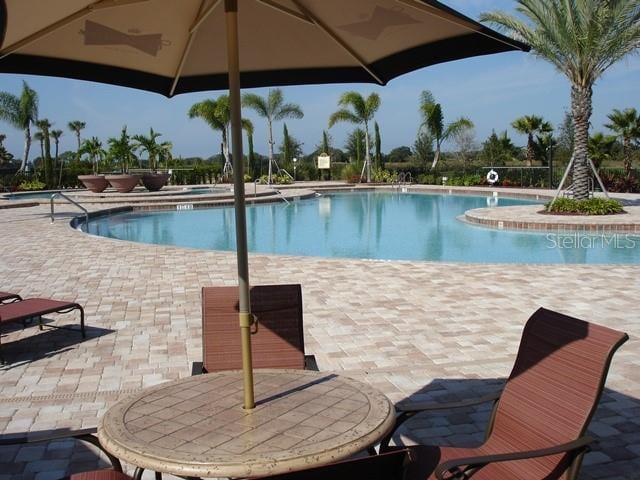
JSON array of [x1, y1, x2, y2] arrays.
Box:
[[1, 194, 639, 479]]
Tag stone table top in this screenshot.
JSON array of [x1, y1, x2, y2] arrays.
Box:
[[98, 369, 395, 478]]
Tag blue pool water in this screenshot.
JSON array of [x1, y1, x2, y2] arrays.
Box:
[[88, 191, 640, 264]]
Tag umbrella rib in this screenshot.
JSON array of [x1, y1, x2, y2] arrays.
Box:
[[0, 0, 150, 59], [255, 0, 314, 25], [398, 0, 526, 51], [289, 0, 384, 85], [170, 0, 221, 97]]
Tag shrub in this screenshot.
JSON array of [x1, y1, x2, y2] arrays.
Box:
[[545, 197, 624, 215], [340, 163, 361, 183], [17, 180, 46, 191], [371, 168, 397, 183]]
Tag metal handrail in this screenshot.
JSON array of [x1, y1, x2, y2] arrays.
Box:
[[50, 192, 89, 230]]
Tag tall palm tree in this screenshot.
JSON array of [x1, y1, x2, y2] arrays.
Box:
[[481, 1, 640, 199], [68, 120, 86, 159], [242, 119, 255, 178], [0, 133, 5, 147], [189, 96, 233, 178], [108, 126, 138, 173], [605, 108, 640, 175], [36, 119, 53, 187], [328, 91, 380, 182], [511, 115, 553, 166], [242, 89, 304, 184], [50, 129, 63, 187], [419, 90, 473, 171], [79, 136, 105, 175], [0, 81, 39, 172], [33, 131, 44, 170]]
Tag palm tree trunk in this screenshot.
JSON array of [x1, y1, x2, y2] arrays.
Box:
[[76, 131, 81, 160], [364, 122, 371, 183], [526, 133, 534, 167], [623, 138, 631, 175], [19, 126, 31, 172], [571, 85, 593, 200], [267, 121, 274, 184], [431, 144, 441, 170], [222, 127, 232, 178]]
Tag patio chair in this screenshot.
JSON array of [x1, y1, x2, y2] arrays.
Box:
[[0, 427, 130, 480], [195, 284, 316, 374], [259, 449, 413, 480], [0, 291, 22, 303], [0, 297, 86, 362], [379, 307, 628, 480]]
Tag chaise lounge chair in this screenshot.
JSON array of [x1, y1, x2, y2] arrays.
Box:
[[0, 297, 86, 362], [0, 291, 22, 304], [376, 307, 629, 480], [195, 284, 315, 374]]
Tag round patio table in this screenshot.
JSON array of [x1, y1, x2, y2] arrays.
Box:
[[98, 369, 395, 478]]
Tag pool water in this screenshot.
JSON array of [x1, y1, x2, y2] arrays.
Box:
[[88, 191, 640, 264]]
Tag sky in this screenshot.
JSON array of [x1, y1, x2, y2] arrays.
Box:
[[0, 0, 638, 161]]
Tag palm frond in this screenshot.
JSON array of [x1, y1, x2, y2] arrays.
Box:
[[328, 109, 360, 128], [242, 93, 270, 118], [274, 103, 304, 121], [338, 91, 367, 119]]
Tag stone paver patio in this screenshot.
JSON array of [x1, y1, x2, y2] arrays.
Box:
[[1, 188, 639, 479]]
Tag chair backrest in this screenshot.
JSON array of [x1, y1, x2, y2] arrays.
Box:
[[490, 307, 628, 452], [201, 284, 305, 372]]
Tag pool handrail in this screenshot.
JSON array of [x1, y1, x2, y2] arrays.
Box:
[[50, 192, 89, 230]]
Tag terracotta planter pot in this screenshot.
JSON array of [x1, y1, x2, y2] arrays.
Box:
[[78, 175, 108, 193], [105, 174, 141, 193], [142, 172, 170, 192]]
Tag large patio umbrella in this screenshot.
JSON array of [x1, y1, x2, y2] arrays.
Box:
[[0, 0, 528, 409]]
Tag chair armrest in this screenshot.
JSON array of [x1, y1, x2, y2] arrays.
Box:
[[0, 427, 98, 445], [396, 390, 502, 414], [378, 391, 502, 453], [434, 436, 593, 480]]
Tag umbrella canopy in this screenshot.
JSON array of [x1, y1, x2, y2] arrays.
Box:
[[0, 0, 527, 97], [0, 0, 528, 410]]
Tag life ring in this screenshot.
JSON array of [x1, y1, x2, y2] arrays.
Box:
[[486, 169, 499, 184]]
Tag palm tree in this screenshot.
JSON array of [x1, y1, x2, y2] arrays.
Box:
[[33, 131, 44, 169], [328, 91, 380, 182], [79, 136, 105, 175], [189, 96, 233, 178], [242, 119, 256, 178], [50, 129, 63, 187], [0, 81, 39, 172], [511, 115, 553, 166], [588, 132, 617, 170], [419, 90, 473, 171], [242, 89, 304, 184], [605, 108, 640, 175], [36, 119, 54, 187], [481, 1, 640, 199], [0, 133, 5, 147], [108, 126, 138, 173], [133, 127, 168, 172], [68, 120, 86, 159]]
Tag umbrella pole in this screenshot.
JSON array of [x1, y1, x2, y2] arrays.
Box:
[[225, 0, 255, 410]]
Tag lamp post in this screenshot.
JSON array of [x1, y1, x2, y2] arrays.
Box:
[[293, 157, 297, 182]]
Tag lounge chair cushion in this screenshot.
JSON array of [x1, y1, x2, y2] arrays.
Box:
[[0, 298, 80, 323]]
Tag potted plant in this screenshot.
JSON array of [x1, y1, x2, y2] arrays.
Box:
[[77, 136, 109, 192], [134, 127, 172, 191], [105, 126, 140, 193]]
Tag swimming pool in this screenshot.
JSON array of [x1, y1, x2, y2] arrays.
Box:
[[88, 191, 640, 264]]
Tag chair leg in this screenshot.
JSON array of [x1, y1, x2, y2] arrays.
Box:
[[38, 315, 43, 331], [79, 306, 86, 338]]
